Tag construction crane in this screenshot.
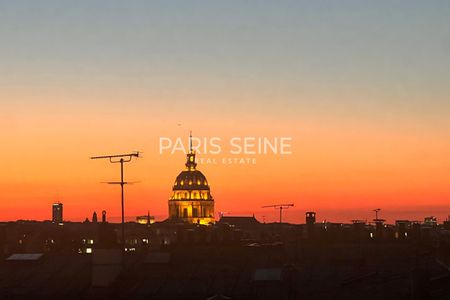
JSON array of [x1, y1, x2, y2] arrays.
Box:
[[91, 151, 140, 259], [262, 204, 294, 224]]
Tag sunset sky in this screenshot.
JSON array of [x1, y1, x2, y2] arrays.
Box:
[[1, 1, 450, 223]]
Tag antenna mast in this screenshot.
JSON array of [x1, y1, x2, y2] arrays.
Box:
[[91, 151, 140, 261]]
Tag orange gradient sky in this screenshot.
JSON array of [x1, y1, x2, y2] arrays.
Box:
[[1, 1, 450, 223]]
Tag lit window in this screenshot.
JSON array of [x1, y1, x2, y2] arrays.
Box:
[[189, 180, 192, 185], [181, 180, 184, 185], [86, 248, 92, 254]]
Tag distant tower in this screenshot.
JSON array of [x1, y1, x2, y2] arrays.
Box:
[[52, 203, 63, 223], [92, 211, 98, 223], [306, 212, 316, 225], [102, 210, 107, 223]]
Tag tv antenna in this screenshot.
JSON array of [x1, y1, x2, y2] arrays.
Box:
[[91, 151, 140, 257], [262, 204, 294, 224], [373, 208, 385, 222]]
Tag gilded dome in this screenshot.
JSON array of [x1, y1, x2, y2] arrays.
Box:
[[168, 132, 215, 224], [173, 170, 209, 191], [169, 137, 214, 201]]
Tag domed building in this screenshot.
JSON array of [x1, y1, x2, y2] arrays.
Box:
[[168, 135, 214, 225]]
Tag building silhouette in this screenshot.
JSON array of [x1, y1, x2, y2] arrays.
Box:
[[168, 133, 214, 225], [306, 211, 316, 225], [1, 209, 450, 298], [52, 202, 63, 223], [136, 211, 155, 224]]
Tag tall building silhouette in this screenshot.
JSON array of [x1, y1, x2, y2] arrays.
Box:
[[52, 202, 63, 223], [168, 133, 214, 225], [306, 211, 316, 225]]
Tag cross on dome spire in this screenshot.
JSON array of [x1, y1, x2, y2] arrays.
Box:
[[189, 130, 193, 153], [185, 131, 197, 170]]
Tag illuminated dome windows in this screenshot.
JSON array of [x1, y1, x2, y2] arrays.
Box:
[[168, 134, 214, 225]]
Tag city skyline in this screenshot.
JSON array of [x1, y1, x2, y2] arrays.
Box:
[[4, 144, 449, 225]]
